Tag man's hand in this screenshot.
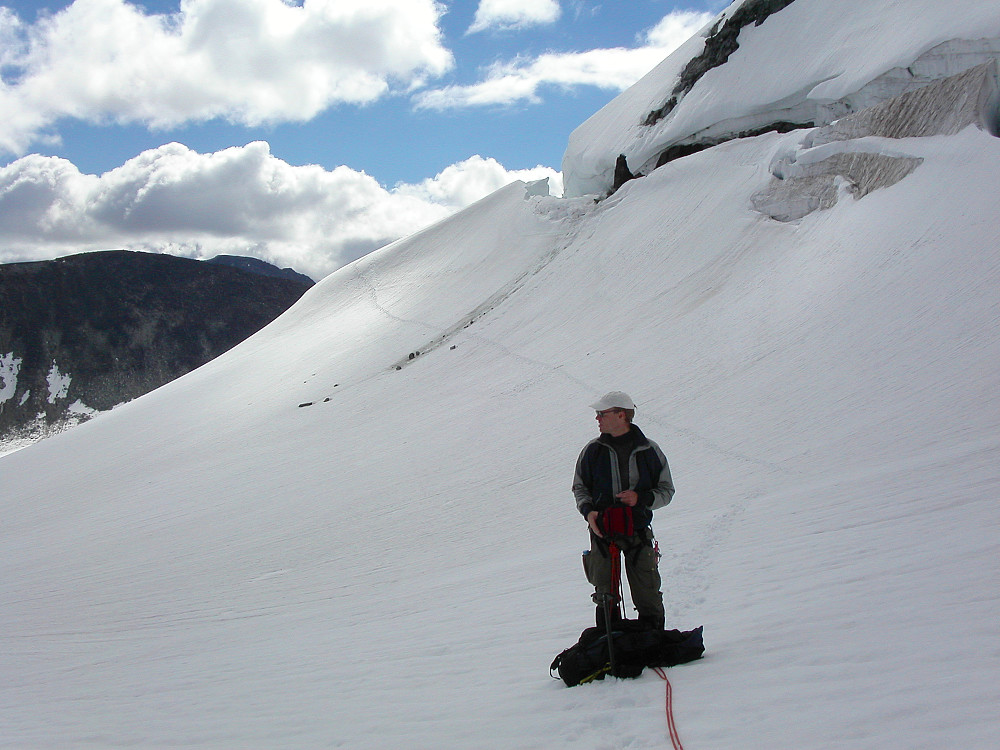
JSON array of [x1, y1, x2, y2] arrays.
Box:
[[587, 510, 603, 537], [616, 490, 639, 507]]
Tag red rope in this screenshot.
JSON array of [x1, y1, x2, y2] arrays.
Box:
[[653, 667, 684, 750]]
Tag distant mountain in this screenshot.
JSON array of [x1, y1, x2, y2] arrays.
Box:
[[0, 249, 312, 442], [206, 254, 314, 285]]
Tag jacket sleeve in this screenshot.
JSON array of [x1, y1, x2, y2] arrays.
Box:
[[572, 444, 595, 518], [647, 441, 675, 511]]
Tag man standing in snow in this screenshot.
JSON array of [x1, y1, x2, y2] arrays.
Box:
[[573, 391, 674, 630]]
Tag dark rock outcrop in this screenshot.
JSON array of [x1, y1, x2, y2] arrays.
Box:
[[653, 120, 814, 170], [611, 154, 637, 193], [643, 0, 800, 127], [0, 250, 313, 439]]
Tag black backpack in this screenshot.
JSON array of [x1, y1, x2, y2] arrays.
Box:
[[550, 623, 704, 687]]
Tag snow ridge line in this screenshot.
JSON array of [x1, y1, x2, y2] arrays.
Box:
[[320, 193, 789, 483], [337, 202, 792, 489], [350, 209, 589, 376], [295, 203, 595, 408]]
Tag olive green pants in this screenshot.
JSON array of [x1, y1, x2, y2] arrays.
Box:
[[582, 529, 664, 623]]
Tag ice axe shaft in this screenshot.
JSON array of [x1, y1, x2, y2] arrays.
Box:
[[602, 540, 623, 675]]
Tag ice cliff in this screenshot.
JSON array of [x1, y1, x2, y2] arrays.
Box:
[[562, 0, 1000, 198], [752, 59, 1000, 221]]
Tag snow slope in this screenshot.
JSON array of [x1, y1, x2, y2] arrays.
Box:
[[3, 3, 1000, 749]]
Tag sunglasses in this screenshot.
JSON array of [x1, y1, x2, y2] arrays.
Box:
[[595, 409, 623, 418]]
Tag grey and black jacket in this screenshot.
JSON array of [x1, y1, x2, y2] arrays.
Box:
[[572, 424, 674, 530]]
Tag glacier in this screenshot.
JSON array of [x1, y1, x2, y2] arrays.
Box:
[[563, 0, 1000, 198], [2, 0, 999, 747]]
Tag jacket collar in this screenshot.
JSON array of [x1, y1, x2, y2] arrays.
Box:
[[597, 423, 649, 448]]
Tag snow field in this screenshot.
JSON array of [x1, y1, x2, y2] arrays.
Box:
[[3, 63, 1000, 750]]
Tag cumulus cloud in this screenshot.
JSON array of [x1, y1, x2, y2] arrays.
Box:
[[0, 0, 453, 155], [416, 9, 712, 110], [394, 155, 562, 208], [468, 0, 561, 34], [0, 144, 561, 280]]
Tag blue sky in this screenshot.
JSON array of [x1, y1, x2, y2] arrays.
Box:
[[0, 0, 722, 277]]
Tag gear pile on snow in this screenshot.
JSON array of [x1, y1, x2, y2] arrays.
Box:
[[550, 622, 704, 687]]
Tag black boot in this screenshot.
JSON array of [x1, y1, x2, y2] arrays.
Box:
[[637, 612, 665, 631], [594, 596, 623, 631]]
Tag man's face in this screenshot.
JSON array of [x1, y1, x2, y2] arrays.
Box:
[[596, 408, 629, 435]]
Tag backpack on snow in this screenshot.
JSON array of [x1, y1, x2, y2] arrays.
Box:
[[550, 622, 704, 687]]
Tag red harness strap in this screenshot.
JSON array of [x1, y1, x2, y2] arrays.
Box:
[[600, 505, 635, 538]]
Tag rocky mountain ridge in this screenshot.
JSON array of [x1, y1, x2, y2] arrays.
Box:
[[0, 250, 312, 445]]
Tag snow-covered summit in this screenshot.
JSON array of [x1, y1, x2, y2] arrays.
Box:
[[562, 0, 1000, 197]]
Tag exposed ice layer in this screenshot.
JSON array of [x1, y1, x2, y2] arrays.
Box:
[[0, 352, 21, 405], [807, 59, 1000, 144], [562, 0, 1000, 198], [751, 61, 999, 222], [751, 152, 924, 222]]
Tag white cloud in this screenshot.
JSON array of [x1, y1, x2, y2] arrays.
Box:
[[394, 155, 561, 208], [468, 0, 561, 34], [644, 9, 714, 48], [416, 9, 713, 109], [0, 7, 25, 65], [0, 0, 453, 155], [0, 144, 560, 280]]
